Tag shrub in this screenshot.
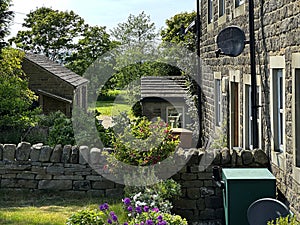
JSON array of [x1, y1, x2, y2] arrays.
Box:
[[124, 179, 182, 213], [66, 209, 104, 225], [128, 211, 188, 225], [112, 115, 180, 166], [267, 215, 299, 225], [47, 111, 75, 146]]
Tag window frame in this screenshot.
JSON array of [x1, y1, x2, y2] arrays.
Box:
[[215, 79, 222, 127], [208, 0, 213, 24], [218, 0, 225, 17]]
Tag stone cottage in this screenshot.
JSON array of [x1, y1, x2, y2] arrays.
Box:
[[140, 76, 191, 128], [197, 0, 300, 219], [22, 53, 88, 117]]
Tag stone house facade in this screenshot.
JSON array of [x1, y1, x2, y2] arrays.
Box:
[[198, 0, 300, 218], [22, 53, 88, 117]]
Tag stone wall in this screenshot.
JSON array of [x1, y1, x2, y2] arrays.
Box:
[[171, 148, 269, 225], [0, 142, 270, 224], [0, 142, 123, 197]]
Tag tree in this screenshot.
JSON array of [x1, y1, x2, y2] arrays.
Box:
[[0, 48, 39, 143], [10, 7, 86, 63], [110, 11, 157, 46], [161, 11, 197, 52], [0, 0, 13, 52], [65, 25, 115, 75]]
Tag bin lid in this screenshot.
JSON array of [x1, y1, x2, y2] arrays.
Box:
[[222, 168, 275, 180]]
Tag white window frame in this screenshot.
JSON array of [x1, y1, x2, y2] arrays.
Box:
[[214, 73, 222, 127], [166, 106, 185, 128], [218, 0, 225, 17], [235, 0, 245, 8], [208, 0, 213, 24], [270, 57, 286, 153]]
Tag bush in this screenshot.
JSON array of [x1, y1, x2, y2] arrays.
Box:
[[66, 209, 104, 225], [124, 179, 182, 213], [112, 115, 180, 166], [267, 215, 299, 225], [128, 211, 188, 225], [47, 111, 75, 146]]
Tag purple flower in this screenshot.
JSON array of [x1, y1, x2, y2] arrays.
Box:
[[127, 206, 133, 212], [140, 222, 144, 225], [99, 203, 109, 211], [110, 211, 118, 222], [143, 205, 149, 212], [152, 207, 159, 212], [135, 206, 142, 214], [123, 223, 128, 225], [107, 218, 113, 224], [123, 197, 131, 206], [146, 219, 154, 225], [157, 215, 163, 221], [158, 221, 167, 225]]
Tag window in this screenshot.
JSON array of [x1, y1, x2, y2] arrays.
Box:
[[235, 0, 244, 7], [167, 106, 184, 128], [244, 84, 261, 150], [208, 0, 213, 24], [219, 0, 225, 17], [215, 79, 222, 127], [272, 69, 284, 152], [295, 69, 300, 166]]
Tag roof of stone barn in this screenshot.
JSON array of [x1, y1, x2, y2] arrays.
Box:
[[24, 53, 88, 87], [141, 76, 188, 99]]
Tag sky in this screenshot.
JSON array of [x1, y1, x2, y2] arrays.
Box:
[[9, 0, 195, 38]]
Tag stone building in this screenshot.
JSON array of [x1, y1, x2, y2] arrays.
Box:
[[141, 76, 192, 128], [22, 53, 88, 117], [198, 0, 300, 218]]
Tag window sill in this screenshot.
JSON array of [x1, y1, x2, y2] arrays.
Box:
[[218, 15, 226, 26], [292, 166, 300, 182], [271, 150, 286, 171], [233, 3, 245, 18], [207, 23, 213, 32]]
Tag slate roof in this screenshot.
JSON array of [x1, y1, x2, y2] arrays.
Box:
[[24, 53, 88, 87], [141, 76, 188, 99]]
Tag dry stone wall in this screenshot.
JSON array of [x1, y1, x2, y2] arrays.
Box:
[[0, 142, 123, 197], [0, 142, 270, 224]]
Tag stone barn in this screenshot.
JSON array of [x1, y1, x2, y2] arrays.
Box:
[[22, 53, 88, 117], [140, 76, 191, 128]]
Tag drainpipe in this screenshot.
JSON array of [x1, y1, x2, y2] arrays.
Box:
[[196, 0, 203, 148], [249, 0, 259, 149]]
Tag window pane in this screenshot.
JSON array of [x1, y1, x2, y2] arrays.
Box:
[[219, 0, 225, 17], [208, 0, 213, 23]]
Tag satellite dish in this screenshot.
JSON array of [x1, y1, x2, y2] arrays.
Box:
[[247, 198, 290, 225], [216, 26, 246, 57]]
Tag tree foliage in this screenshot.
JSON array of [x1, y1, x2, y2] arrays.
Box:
[[10, 7, 86, 63], [65, 25, 116, 75], [110, 11, 157, 46], [0, 48, 39, 133], [161, 11, 197, 52], [0, 0, 13, 52]]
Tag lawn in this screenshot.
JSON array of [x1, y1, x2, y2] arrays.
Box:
[[0, 190, 125, 225], [95, 100, 132, 116]]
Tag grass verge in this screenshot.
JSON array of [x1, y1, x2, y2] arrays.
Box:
[[0, 190, 126, 225]]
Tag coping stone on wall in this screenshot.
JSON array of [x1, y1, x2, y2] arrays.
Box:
[[79, 146, 89, 164], [3, 144, 16, 162], [16, 142, 31, 161], [50, 144, 63, 162], [71, 146, 79, 163], [30, 143, 43, 161], [90, 148, 101, 165], [39, 146, 53, 162], [62, 145, 72, 163]]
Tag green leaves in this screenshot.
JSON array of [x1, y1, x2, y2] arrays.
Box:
[[0, 0, 13, 52], [0, 48, 38, 128]]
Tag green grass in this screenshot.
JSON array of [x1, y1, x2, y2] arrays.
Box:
[[95, 100, 132, 116], [0, 190, 126, 225]]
